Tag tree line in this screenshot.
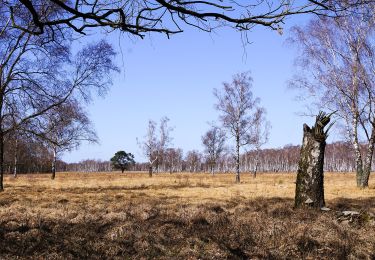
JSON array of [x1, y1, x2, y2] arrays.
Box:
[[43, 141, 359, 174]]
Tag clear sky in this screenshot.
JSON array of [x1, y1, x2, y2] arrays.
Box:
[[62, 15, 326, 163]]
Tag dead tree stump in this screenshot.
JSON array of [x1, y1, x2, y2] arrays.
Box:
[[295, 111, 334, 209]]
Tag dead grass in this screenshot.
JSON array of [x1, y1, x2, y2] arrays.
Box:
[[0, 172, 374, 259]]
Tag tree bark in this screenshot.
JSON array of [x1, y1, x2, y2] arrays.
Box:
[[253, 161, 258, 178], [149, 165, 152, 177], [351, 119, 364, 187], [362, 133, 375, 188], [362, 158, 372, 188], [13, 138, 18, 178], [0, 130, 4, 192], [235, 134, 240, 183], [355, 155, 364, 187], [295, 112, 333, 209], [253, 151, 259, 178], [51, 147, 56, 180]]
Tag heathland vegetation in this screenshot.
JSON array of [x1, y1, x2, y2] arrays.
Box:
[[2, 1, 375, 259], [0, 172, 374, 259]]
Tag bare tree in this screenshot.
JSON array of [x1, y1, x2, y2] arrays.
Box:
[[157, 117, 173, 172], [185, 150, 202, 173], [0, 10, 118, 190], [289, 6, 375, 188], [138, 117, 173, 176], [164, 148, 183, 173], [139, 120, 158, 177], [202, 125, 226, 175], [250, 109, 270, 178], [130, 141, 364, 173], [214, 72, 268, 183], [31, 100, 98, 179], [4, 1, 370, 39], [63, 159, 112, 172]]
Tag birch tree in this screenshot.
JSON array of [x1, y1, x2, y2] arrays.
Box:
[[214, 72, 268, 183], [164, 148, 183, 173], [185, 150, 202, 173], [0, 7, 118, 190], [250, 108, 270, 178], [139, 120, 158, 177], [138, 117, 173, 176], [289, 6, 375, 187], [32, 100, 98, 179], [202, 125, 226, 175], [157, 117, 173, 172]]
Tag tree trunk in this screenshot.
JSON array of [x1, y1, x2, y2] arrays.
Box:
[[13, 138, 18, 178], [350, 116, 366, 187], [253, 161, 258, 178], [362, 159, 371, 188], [0, 130, 4, 192], [353, 137, 364, 187], [235, 135, 240, 183], [361, 132, 375, 188], [149, 165, 152, 177], [253, 151, 259, 178], [51, 147, 56, 180], [295, 112, 333, 209]]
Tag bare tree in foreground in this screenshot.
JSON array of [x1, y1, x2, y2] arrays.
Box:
[[5, 1, 371, 38], [295, 111, 334, 209], [289, 6, 375, 188], [214, 72, 268, 183], [202, 125, 226, 175], [0, 8, 118, 190]]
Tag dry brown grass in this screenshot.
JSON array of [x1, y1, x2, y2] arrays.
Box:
[[0, 172, 374, 259]]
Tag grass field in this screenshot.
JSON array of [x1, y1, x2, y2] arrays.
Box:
[[0, 172, 374, 259]]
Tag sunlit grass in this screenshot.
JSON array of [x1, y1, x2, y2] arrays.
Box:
[[0, 172, 374, 259], [4, 172, 374, 203]]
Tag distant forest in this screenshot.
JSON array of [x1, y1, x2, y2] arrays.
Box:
[[3, 136, 361, 174]]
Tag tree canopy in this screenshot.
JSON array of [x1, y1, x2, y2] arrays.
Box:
[[0, 5, 118, 190], [110, 151, 135, 173], [214, 72, 268, 183], [4, 1, 375, 39]]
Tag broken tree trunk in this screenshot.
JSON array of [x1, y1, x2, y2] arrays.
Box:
[[295, 111, 334, 209]]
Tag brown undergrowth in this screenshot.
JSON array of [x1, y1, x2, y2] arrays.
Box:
[[0, 172, 374, 259]]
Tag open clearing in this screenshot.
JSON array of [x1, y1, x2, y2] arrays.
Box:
[[0, 172, 374, 259]]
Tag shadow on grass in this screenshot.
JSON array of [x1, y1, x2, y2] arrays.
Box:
[[0, 197, 374, 259]]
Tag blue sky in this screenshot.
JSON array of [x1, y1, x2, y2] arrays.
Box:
[[63, 15, 324, 163]]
